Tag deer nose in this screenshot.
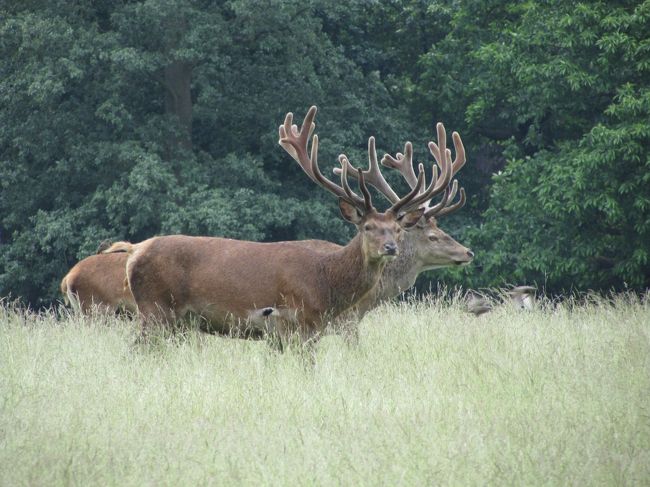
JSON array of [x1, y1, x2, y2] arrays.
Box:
[[467, 250, 474, 258], [383, 243, 397, 255]]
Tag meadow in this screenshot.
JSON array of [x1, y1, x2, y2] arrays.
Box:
[[1, 295, 648, 486]]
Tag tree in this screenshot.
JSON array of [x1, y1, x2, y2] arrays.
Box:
[[422, 0, 650, 291], [0, 0, 412, 305]]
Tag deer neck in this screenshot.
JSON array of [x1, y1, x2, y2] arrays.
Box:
[[376, 235, 420, 299], [322, 233, 387, 315]]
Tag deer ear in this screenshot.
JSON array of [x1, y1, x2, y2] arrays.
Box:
[[338, 198, 363, 224], [397, 207, 425, 229]]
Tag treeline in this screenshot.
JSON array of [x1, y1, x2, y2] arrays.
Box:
[[1, 0, 648, 306]]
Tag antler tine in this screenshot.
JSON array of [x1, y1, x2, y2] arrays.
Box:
[[447, 178, 459, 202], [333, 136, 400, 204], [423, 122, 454, 195], [365, 137, 399, 202], [389, 164, 425, 215], [425, 184, 466, 219], [424, 187, 451, 216], [310, 135, 365, 211], [357, 168, 373, 211], [428, 126, 466, 179], [433, 187, 466, 218], [339, 154, 369, 209], [420, 127, 466, 220], [381, 142, 419, 189], [423, 180, 457, 217], [450, 131, 466, 174], [278, 106, 319, 183]]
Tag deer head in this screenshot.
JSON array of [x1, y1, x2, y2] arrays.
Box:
[[336, 122, 474, 269], [279, 106, 425, 263]]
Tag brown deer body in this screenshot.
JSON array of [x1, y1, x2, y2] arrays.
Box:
[[61, 252, 136, 314], [72, 109, 472, 328], [106, 106, 426, 343], [113, 227, 396, 337]]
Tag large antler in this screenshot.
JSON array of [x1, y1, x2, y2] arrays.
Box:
[[279, 106, 367, 211], [382, 123, 466, 219], [337, 122, 467, 219], [421, 123, 466, 218], [278, 106, 424, 214]]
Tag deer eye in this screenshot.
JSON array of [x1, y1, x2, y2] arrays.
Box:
[[364, 224, 375, 231], [428, 235, 439, 242]]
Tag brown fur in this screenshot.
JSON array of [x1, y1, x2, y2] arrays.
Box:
[[94, 216, 472, 324], [106, 208, 422, 342], [60, 253, 136, 314], [296, 218, 473, 315]]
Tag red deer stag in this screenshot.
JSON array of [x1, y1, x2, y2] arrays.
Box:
[[279, 107, 473, 317], [103, 107, 429, 345]]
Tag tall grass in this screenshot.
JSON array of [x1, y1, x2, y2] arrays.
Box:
[[1, 295, 649, 486]]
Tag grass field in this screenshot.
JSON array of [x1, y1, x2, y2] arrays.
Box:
[[1, 295, 649, 486]]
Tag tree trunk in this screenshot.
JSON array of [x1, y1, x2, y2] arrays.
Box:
[[164, 60, 193, 152]]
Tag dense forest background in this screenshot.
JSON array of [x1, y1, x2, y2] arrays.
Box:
[[1, 0, 649, 306]]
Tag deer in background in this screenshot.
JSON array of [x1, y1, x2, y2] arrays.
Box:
[[104, 106, 429, 345], [465, 286, 537, 316], [61, 251, 136, 315], [279, 106, 473, 317]]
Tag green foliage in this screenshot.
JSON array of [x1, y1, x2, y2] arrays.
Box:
[[463, 1, 650, 291], [414, 0, 650, 292], [1, 0, 649, 305], [0, 0, 404, 305]]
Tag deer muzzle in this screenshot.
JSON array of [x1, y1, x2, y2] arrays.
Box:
[[382, 242, 398, 257], [454, 249, 474, 265]]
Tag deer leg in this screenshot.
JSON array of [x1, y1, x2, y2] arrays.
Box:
[[134, 302, 175, 342], [263, 307, 303, 352], [266, 324, 284, 353], [260, 308, 282, 348], [341, 320, 360, 347]]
